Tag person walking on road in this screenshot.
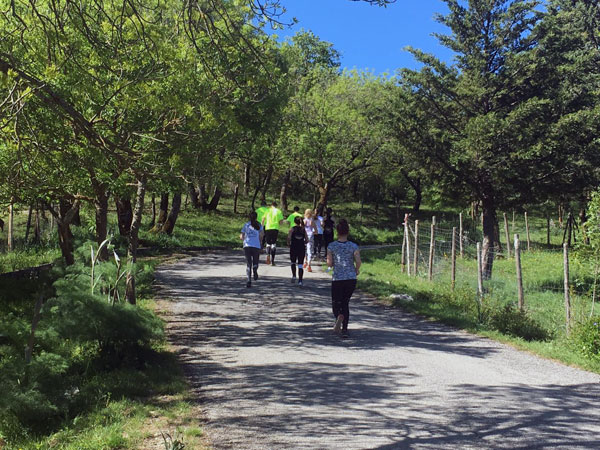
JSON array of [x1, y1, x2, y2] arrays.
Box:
[[287, 216, 308, 286], [313, 210, 324, 259], [286, 206, 303, 227], [326, 219, 361, 338], [303, 208, 317, 272], [263, 201, 285, 266], [323, 208, 335, 256], [240, 211, 264, 288]]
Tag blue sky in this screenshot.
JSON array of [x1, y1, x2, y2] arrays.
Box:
[[271, 0, 454, 75]]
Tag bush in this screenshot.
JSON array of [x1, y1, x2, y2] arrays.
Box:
[[488, 303, 550, 341], [570, 317, 600, 361]]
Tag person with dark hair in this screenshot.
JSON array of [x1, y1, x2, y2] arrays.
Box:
[[262, 201, 285, 265], [240, 211, 264, 288], [287, 216, 308, 286], [326, 219, 361, 338], [286, 205, 303, 226], [322, 208, 335, 255]]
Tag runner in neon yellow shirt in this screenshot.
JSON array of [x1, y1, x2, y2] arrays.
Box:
[[263, 201, 285, 265], [286, 206, 303, 227], [255, 201, 269, 225]]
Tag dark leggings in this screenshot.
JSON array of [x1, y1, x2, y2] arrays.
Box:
[[290, 247, 305, 280], [331, 279, 357, 331], [314, 234, 323, 256], [323, 232, 334, 254], [244, 247, 260, 281]]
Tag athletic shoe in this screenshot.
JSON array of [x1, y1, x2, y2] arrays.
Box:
[[298, 280, 303, 287], [303, 262, 307, 268], [341, 330, 350, 339], [266, 255, 271, 265], [271, 261, 276, 266], [333, 314, 344, 334], [307, 266, 312, 272], [246, 281, 251, 288], [253, 270, 259, 281]]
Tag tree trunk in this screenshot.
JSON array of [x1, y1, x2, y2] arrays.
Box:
[[153, 193, 169, 231], [207, 186, 221, 211], [244, 163, 251, 196], [480, 195, 498, 280], [71, 205, 81, 227], [161, 192, 181, 235], [412, 179, 422, 215], [55, 198, 80, 266], [233, 184, 239, 214], [188, 183, 200, 209], [115, 196, 133, 237], [126, 178, 146, 305], [259, 168, 273, 205], [95, 190, 110, 261], [280, 170, 291, 213], [317, 184, 331, 214], [25, 204, 33, 243], [148, 194, 156, 228], [33, 205, 41, 244]]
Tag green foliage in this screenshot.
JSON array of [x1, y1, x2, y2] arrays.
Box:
[[570, 317, 600, 362], [486, 303, 550, 342]]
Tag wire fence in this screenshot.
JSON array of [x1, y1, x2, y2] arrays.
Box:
[[396, 213, 598, 335]]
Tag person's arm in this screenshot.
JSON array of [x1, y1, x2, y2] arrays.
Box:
[[240, 233, 244, 241], [259, 227, 264, 244], [326, 249, 333, 269], [354, 249, 361, 276], [304, 229, 309, 244], [287, 228, 293, 246]]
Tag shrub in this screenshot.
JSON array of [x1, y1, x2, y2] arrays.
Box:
[[488, 303, 550, 341], [570, 317, 600, 361]]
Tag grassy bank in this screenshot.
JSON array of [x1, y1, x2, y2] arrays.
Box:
[[359, 247, 600, 374]]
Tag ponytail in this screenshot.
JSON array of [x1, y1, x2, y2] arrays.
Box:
[[249, 211, 260, 230]]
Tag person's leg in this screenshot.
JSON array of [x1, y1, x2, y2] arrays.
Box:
[[290, 249, 297, 280], [297, 250, 305, 283], [340, 279, 357, 330], [251, 247, 260, 280], [306, 237, 313, 270], [331, 281, 344, 332], [244, 247, 253, 286], [270, 230, 279, 264]]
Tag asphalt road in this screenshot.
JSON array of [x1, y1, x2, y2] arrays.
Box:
[[155, 250, 600, 450]]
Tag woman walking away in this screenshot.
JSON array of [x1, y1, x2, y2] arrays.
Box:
[[287, 216, 308, 286], [303, 208, 317, 272], [326, 219, 361, 338], [240, 212, 264, 288], [323, 208, 335, 255]]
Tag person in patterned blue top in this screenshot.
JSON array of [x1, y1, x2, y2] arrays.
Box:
[[326, 219, 361, 338]]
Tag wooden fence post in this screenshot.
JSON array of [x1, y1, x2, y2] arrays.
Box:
[[405, 219, 411, 277], [525, 211, 531, 251], [459, 212, 464, 258], [413, 220, 419, 276], [401, 225, 406, 273], [8, 199, 14, 251], [514, 234, 524, 311], [451, 227, 456, 290], [477, 242, 483, 298], [504, 212, 511, 258], [428, 216, 436, 281], [563, 243, 571, 335]]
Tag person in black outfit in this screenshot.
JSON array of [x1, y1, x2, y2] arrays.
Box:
[[323, 208, 335, 255], [287, 216, 308, 286]]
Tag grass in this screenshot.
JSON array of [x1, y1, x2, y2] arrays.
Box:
[[358, 246, 600, 374]]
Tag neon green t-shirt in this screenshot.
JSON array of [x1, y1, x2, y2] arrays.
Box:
[[264, 207, 284, 230], [286, 211, 303, 226], [256, 206, 269, 224]]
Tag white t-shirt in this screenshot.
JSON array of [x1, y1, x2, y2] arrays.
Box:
[[304, 218, 315, 237], [241, 222, 263, 248]]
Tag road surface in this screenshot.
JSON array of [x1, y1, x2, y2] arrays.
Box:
[[155, 250, 600, 449]]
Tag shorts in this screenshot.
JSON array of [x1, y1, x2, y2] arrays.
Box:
[[290, 246, 306, 264], [265, 229, 279, 245]]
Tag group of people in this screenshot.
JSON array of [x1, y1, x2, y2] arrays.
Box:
[[239, 201, 361, 338]]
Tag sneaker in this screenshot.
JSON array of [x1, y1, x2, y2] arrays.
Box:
[[253, 270, 259, 281], [303, 262, 307, 268], [307, 266, 312, 272], [341, 329, 350, 339], [333, 314, 344, 334], [246, 281, 252, 288], [271, 261, 276, 266], [298, 281, 303, 287], [266, 255, 271, 265], [291, 276, 296, 284]]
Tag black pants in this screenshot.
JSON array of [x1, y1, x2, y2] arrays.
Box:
[[314, 234, 323, 256], [244, 247, 260, 281], [290, 246, 305, 280], [331, 279, 357, 331], [323, 232, 334, 254]]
